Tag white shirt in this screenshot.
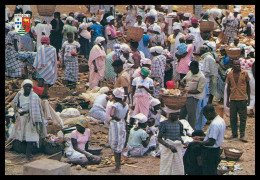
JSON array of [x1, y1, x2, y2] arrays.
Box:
[[204, 115, 226, 148], [93, 94, 108, 109], [133, 22, 147, 29], [132, 76, 154, 95]]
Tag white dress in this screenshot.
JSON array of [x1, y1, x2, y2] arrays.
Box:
[[34, 23, 52, 50], [189, 27, 204, 53]]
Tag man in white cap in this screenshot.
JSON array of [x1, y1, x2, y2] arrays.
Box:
[[158, 107, 185, 175], [126, 113, 154, 157]]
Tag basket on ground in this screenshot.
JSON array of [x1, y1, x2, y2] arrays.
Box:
[[225, 48, 242, 59], [37, 5, 56, 16], [161, 90, 187, 110], [126, 26, 144, 42], [223, 147, 243, 161], [200, 21, 215, 32], [42, 139, 65, 155]]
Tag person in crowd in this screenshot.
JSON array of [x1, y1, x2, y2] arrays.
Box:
[[62, 16, 77, 45], [125, 5, 138, 29], [248, 13, 255, 25], [148, 98, 162, 127], [115, 13, 124, 43], [134, 13, 147, 29], [61, 32, 80, 89], [90, 16, 104, 45], [126, 113, 154, 157], [33, 36, 57, 87], [89, 87, 111, 123], [50, 12, 64, 60], [189, 18, 204, 54], [105, 43, 121, 82], [158, 107, 185, 175], [137, 27, 151, 59], [226, 59, 250, 142], [186, 105, 225, 175], [177, 34, 194, 80], [241, 17, 255, 37], [132, 67, 154, 117], [222, 13, 239, 45], [7, 79, 47, 162], [120, 44, 135, 77], [199, 45, 218, 105], [61, 14, 67, 24], [132, 58, 152, 79], [162, 50, 174, 88], [175, 36, 187, 63], [180, 61, 207, 129], [65, 118, 101, 167], [150, 46, 166, 98], [112, 60, 131, 102], [106, 15, 118, 53], [34, 17, 52, 51], [5, 23, 24, 78], [108, 87, 129, 173], [78, 17, 91, 59], [88, 37, 107, 89]]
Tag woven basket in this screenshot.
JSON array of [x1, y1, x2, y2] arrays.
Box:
[[37, 5, 56, 16], [225, 48, 242, 59], [126, 26, 144, 42], [48, 86, 71, 98], [43, 140, 65, 155], [161, 91, 187, 110], [224, 147, 243, 161], [200, 21, 215, 32]]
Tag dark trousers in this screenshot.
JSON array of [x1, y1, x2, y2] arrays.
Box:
[[201, 147, 221, 175], [79, 36, 90, 59], [180, 97, 199, 130], [230, 100, 247, 137]]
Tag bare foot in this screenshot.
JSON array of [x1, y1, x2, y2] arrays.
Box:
[[109, 168, 120, 173]]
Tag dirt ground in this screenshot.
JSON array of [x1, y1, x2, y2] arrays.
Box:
[[5, 5, 255, 175]]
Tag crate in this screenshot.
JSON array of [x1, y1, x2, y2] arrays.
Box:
[[126, 26, 144, 42], [37, 5, 56, 16]]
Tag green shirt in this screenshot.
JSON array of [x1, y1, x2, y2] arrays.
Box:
[[63, 24, 77, 39], [128, 128, 148, 148]]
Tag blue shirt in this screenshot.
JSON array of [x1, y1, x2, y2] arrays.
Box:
[[90, 23, 104, 41], [143, 35, 150, 47]]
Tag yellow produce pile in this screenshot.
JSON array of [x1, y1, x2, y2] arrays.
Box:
[[162, 88, 182, 96]]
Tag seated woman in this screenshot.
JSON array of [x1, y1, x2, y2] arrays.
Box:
[[126, 113, 153, 157], [65, 119, 101, 167]]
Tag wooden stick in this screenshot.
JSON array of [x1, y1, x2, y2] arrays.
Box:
[[47, 151, 62, 159], [5, 92, 17, 103], [5, 139, 15, 148]]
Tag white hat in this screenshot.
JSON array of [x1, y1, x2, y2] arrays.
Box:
[[155, 46, 164, 54], [163, 106, 181, 114], [153, 25, 161, 33], [106, 15, 115, 23], [183, 13, 192, 19], [150, 98, 161, 107], [95, 36, 105, 45], [66, 16, 74, 22], [61, 14, 67, 19], [172, 23, 182, 31], [120, 44, 131, 53], [167, 12, 177, 17], [113, 87, 125, 100], [233, 8, 240, 13], [133, 113, 148, 123], [99, 87, 110, 94]]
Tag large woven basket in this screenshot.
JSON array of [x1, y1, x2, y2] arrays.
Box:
[[224, 147, 243, 161], [225, 48, 242, 59], [200, 21, 215, 32], [161, 91, 187, 110], [126, 26, 144, 42], [37, 5, 56, 16]]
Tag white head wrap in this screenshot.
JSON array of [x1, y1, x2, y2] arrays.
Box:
[[150, 47, 156, 53], [172, 23, 182, 31], [207, 41, 216, 51], [233, 8, 240, 13], [61, 14, 67, 19], [113, 87, 125, 100], [95, 36, 105, 45], [106, 15, 115, 23], [153, 25, 161, 33], [66, 16, 74, 22], [155, 46, 164, 54], [133, 113, 148, 124], [183, 13, 192, 19], [140, 58, 152, 66], [167, 12, 177, 17], [163, 106, 181, 114], [150, 98, 161, 107], [120, 44, 131, 53], [21, 79, 33, 88], [99, 87, 110, 94], [243, 17, 249, 22]]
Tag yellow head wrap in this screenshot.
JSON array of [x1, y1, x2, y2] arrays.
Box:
[[76, 118, 89, 128]]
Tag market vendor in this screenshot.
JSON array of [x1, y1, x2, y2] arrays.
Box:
[[65, 118, 101, 167]]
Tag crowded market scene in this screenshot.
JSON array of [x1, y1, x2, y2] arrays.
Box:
[[5, 5, 255, 175]]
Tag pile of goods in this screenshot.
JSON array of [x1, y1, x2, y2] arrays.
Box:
[[161, 88, 182, 96], [43, 134, 65, 155], [217, 160, 243, 175], [160, 88, 187, 110]]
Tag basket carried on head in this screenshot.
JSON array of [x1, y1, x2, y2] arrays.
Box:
[[223, 147, 243, 161], [126, 26, 144, 42], [225, 47, 242, 59], [200, 21, 215, 32], [37, 5, 56, 16], [161, 90, 188, 110]]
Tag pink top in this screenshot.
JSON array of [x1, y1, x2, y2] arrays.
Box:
[[106, 25, 117, 40], [239, 58, 255, 71], [177, 44, 194, 74], [70, 129, 91, 151]]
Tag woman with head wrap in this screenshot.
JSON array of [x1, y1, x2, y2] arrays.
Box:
[[148, 98, 162, 127], [105, 15, 119, 54], [248, 13, 255, 25], [132, 67, 154, 118], [34, 17, 52, 50], [61, 14, 67, 23], [90, 16, 104, 44], [150, 46, 167, 97], [33, 35, 58, 87], [62, 16, 77, 45], [125, 5, 138, 29], [5, 22, 24, 78], [8, 79, 47, 161], [108, 87, 129, 173], [149, 24, 163, 47], [132, 58, 152, 79], [88, 37, 107, 89], [189, 18, 204, 53], [137, 26, 151, 58], [105, 43, 121, 82], [222, 13, 239, 45], [134, 13, 146, 29], [242, 17, 255, 37], [65, 118, 101, 167], [50, 12, 64, 60], [78, 17, 92, 59], [126, 113, 154, 157], [61, 32, 80, 88]]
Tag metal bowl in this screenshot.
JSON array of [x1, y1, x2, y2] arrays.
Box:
[[87, 147, 103, 155]]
